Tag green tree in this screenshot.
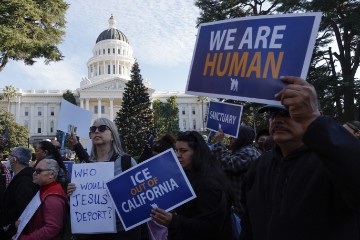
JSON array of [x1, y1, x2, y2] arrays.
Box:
[[153, 96, 180, 136], [63, 90, 77, 105], [0, 0, 69, 71], [0, 109, 29, 155], [114, 61, 154, 157], [195, 0, 360, 121], [278, 0, 360, 121], [2, 85, 17, 112]]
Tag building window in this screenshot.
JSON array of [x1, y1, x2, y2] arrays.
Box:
[[113, 48, 115, 54], [193, 119, 196, 129], [182, 107, 186, 115], [103, 49, 105, 54], [24, 107, 29, 116], [192, 107, 196, 115], [50, 107, 55, 116], [108, 65, 111, 74], [118, 49, 120, 54], [37, 107, 42, 116], [113, 65, 115, 74], [182, 119, 187, 130], [37, 121, 41, 133], [94, 106, 105, 114], [50, 121, 54, 133], [108, 48, 110, 54]]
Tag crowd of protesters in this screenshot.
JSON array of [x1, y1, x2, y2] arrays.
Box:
[[1, 75, 360, 240]]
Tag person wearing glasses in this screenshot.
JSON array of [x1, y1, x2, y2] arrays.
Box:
[[0, 147, 38, 240], [14, 159, 69, 240], [150, 131, 235, 240], [239, 76, 360, 240], [67, 117, 140, 239], [33, 141, 68, 190], [343, 121, 360, 140]]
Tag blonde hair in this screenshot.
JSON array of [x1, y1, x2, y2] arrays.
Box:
[[89, 118, 125, 161]]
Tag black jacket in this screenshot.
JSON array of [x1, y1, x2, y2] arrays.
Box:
[[168, 169, 235, 240], [240, 116, 360, 240], [0, 167, 38, 240]]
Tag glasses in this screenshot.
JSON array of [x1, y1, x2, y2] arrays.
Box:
[[89, 125, 110, 133], [268, 110, 290, 120], [34, 168, 54, 174], [8, 154, 16, 161]]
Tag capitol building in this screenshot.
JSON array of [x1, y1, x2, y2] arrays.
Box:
[[0, 16, 208, 143]]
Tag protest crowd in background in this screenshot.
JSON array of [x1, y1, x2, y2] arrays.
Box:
[[1, 75, 360, 240], [1, 9, 360, 240]]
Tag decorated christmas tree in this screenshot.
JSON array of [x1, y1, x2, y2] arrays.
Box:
[[114, 61, 155, 157]]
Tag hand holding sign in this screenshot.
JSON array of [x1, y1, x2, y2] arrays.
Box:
[[151, 208, 173, 227]]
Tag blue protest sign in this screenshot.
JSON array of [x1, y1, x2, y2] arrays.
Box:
[[64, 161, 74, 181], [206, 101, 243, 138], [186, 13, 322, 105], [105, 149, 196, 231]]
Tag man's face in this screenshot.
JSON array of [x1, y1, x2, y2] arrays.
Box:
[[269, 110, 305, 145]]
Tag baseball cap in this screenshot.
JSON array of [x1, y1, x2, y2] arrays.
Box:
[[258, 105, 287, 113]]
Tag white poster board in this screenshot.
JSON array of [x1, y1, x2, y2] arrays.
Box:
[[16, 191, 41, 239], [57, 99, 93, 138], [70, 162, 116, 234]]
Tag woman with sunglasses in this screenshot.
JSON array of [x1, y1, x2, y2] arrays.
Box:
[[67, 117, 140, 239], [14, 159, 68, 240], [150, 131, 235, 240], [34, 140, 68, 190]]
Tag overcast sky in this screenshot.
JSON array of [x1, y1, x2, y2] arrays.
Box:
[[0, 0, 200, 92]]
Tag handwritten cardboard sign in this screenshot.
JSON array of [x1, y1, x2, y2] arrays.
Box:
[[70, 162, 116, 234], [106, 149, 196, 231]]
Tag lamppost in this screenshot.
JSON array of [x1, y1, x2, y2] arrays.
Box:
[[249, 106, 256, 135]]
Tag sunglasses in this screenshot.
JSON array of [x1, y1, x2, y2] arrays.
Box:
[[34, 168, 54, 174], [89, 125, 110, 133], [268, 110, 290, 120]]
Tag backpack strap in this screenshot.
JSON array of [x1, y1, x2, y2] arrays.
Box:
[[121, 154, 132, 171], [109, 153, 119, 162]]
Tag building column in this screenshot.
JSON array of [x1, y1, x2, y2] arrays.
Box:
[[85, 98, 90, 110], [98, 98, 102, 118], [198, 104, 203, 131], [30, 104, 35, 135], [16, 96, 21, 123], [109, 98, 114, 120], [43, 103, 48, 135], [188, 105, 192, 130], [80, 98, 84, 109]]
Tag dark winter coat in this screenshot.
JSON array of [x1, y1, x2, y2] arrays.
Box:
[[240, 116, 360, 240], [0, 167, 38, 240], [168, 169, 235, 240]]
